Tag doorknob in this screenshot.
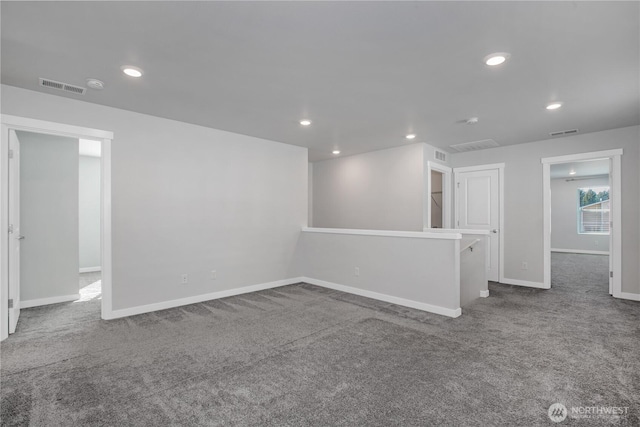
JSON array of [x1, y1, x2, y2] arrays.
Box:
[[17, 235, 25, 240], [491, 229, 498, 233]]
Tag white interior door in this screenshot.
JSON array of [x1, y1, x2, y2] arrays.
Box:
[[8, 130, 21, 333], [456, 168, 500, 282]]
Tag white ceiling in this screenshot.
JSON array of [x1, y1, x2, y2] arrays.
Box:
[[550, 159, 609, 179], [1, 2, 638, 161]]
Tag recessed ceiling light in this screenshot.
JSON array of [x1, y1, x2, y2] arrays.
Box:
[[405, 134, 416, 140], [569, 170, 577, 175], [546, 102, 563, 110], [484, 53, 509, 66], [466, 117, 479, 125], [299, 119, 312, 126], [332, 150, 341, 155], [121, 66, 143, 78]]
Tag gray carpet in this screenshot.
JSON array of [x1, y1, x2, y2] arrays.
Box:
[[551, 252, 610, 292], [1, 260, 638, 426]]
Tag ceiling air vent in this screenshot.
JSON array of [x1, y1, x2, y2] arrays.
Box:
[[39, 78, 86, 95], [434, 150, 447, 162], [550, 129, 579, 137], [449, 139, 499, 153]]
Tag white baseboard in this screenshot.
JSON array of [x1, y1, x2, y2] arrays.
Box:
[[21, 293, 80, 308], [301, 277, 462, 318], [500, 278, 548, 289], [80, 266, 102, 273], [104, 277, 305, 320], [617, 292, 640, 302], [479, 290, 490, 298], [551, 248, 609, 255]]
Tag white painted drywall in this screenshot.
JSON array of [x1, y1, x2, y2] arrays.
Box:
[[312, 144, 425, 231], [451, 125, 639, 294], [551, 176, 609, 253], [297, 230, 460, 312], [460, 236, 486, 307], [79, 155, 101, 269], [18, 131, 79, 302], [2, 85, 308, 311]]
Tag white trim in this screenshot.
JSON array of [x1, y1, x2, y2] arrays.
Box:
[[301, 227, 462, 240], [302, 277, 462, 318], [617, 292, 640, 302], [0, 125, 8, 341], [21, 294, 79, 308], [0, 115, 114, 339], [499, 166, 505, 283], [100, 136, 112, 320], [452, 163, 506, 173], [541, 150, 622, 297], [79, 266, 102, 273], [426, 161, 452, 229], [541, 149, 623, 165], [105, 277, 305, 320], [479, 290, 490, 298], [551, 248, 609, 256], [0, 115, 113, 140], [500, 278, 547, 289], [424, 228, 490, 235]]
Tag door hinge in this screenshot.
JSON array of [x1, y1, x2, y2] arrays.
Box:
[[8, 299, 13, 309], [610, 271, 613, 278], [8, 149, 13, 159], [8, 224, 13, 234], [457, 182, 460, 188]]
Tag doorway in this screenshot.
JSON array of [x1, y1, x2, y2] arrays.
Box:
[[1, 115, 113, 340], [542, 149, 622, 297], [549, 159, 611, 294], [454, 163, 504, 283], [425, 161, 451, 230]]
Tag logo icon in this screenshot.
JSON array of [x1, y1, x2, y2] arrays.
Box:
[[548, 403, 568, 423]]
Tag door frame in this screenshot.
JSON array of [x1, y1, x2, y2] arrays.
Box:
[[541, 149, 622, 296], [453, 163, 505, 283], [425, 161, 452, 229], [0, 115, 114, 340]]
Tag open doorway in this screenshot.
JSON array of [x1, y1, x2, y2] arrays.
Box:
[[14, 132, 102, 319], [549, 159, 610, 295], [1, 115, 113, 340], [425, 161, 452, 230], [542, 149, 622, 297]]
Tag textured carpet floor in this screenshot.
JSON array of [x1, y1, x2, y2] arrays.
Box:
[[1, 258, 638, 426]]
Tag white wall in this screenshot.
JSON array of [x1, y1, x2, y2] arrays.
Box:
[[2, 85, 308, 311], [312, 143, 449, 231], [297, 230, 461, 315], [551, 176, 609, 253], [451, 126, 639, 295], [312, 144, 424, 231], [18, 131, 79, 302], [79, 155, 101, 269]]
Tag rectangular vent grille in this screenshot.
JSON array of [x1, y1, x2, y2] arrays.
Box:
[[449, 139, 499, 153], [550, 129, 579, 137], [39, 78, 86, 95], [434, 150, 447, 162]]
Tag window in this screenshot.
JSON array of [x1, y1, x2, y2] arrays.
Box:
[[578, 186, 610, 234]]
